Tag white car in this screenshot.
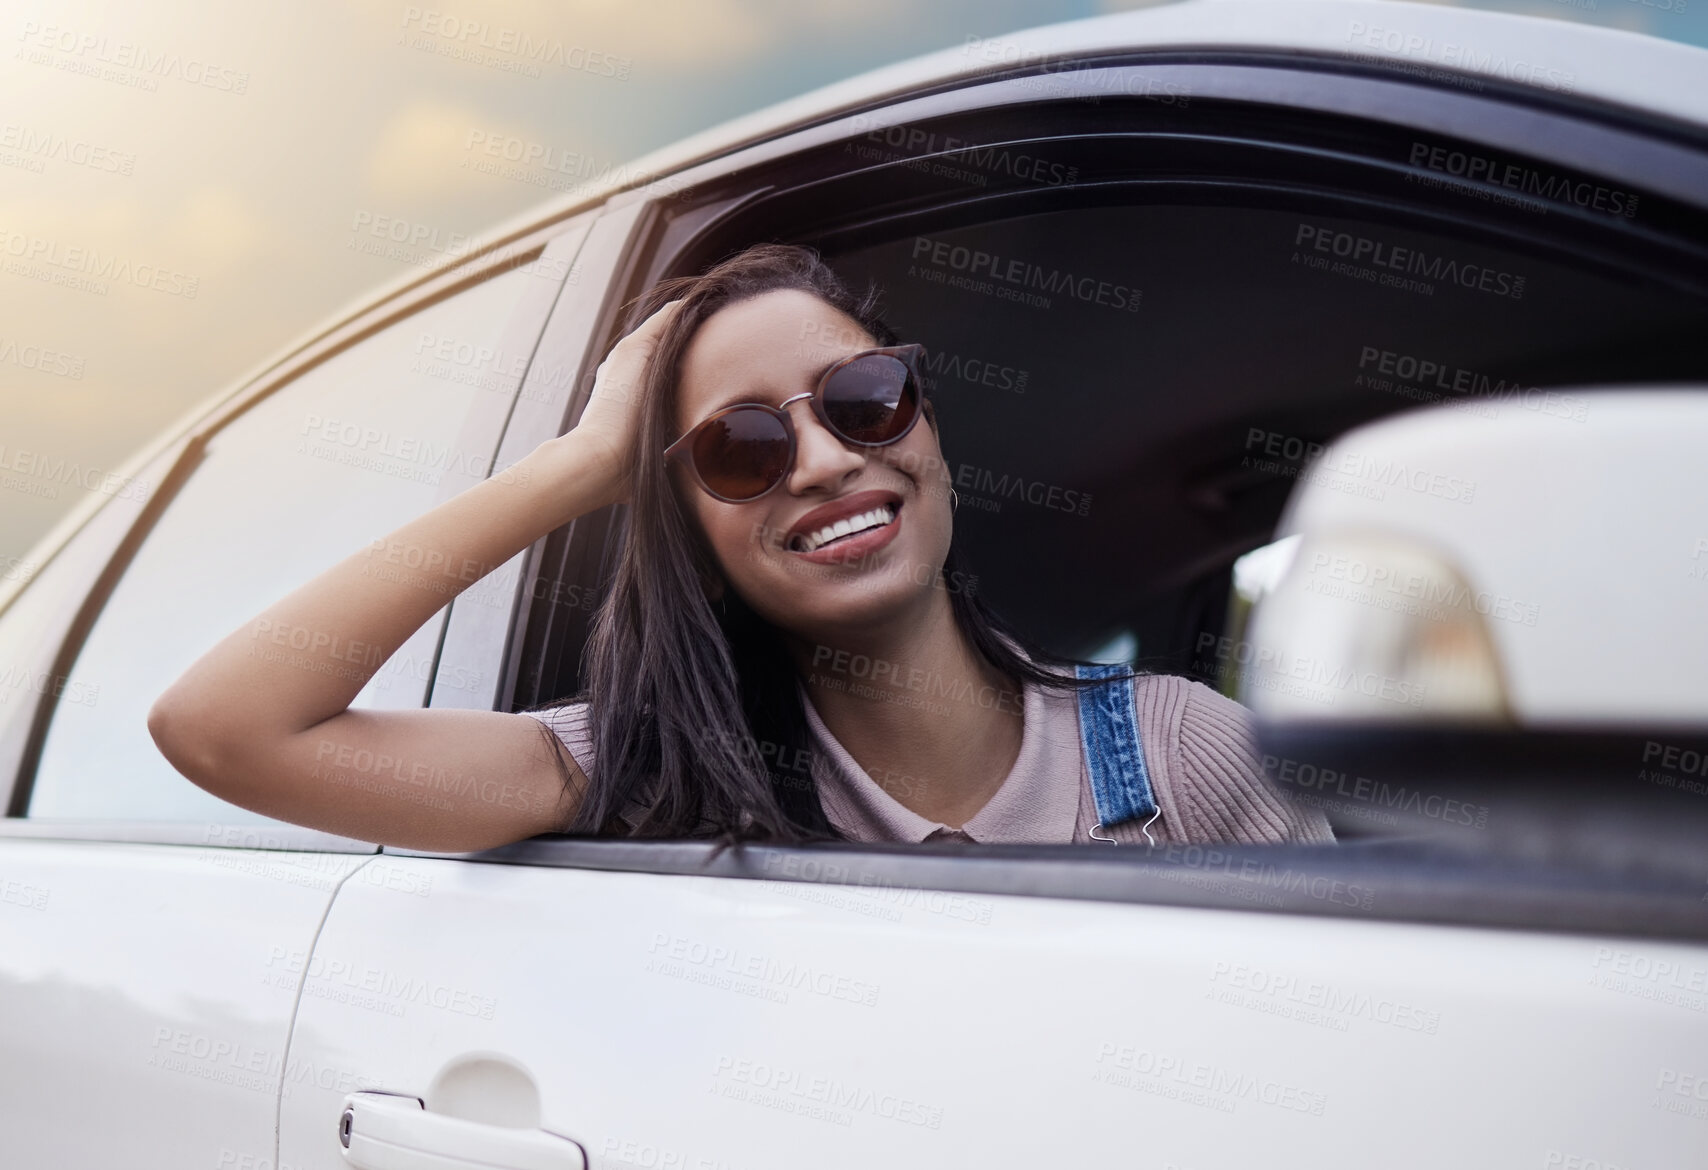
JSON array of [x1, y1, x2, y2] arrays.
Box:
[[3, 2, 1707, 1167]]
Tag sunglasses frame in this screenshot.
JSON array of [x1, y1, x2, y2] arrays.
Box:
[[662, 343, 928, 504]]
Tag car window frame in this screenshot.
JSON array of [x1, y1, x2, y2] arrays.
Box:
[[504, 57, 1708, 717], [426, 205, 632, 716], [415, 55, 1708, 941]]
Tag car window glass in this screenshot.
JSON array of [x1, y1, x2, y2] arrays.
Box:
[[29, 265, 544, 822]]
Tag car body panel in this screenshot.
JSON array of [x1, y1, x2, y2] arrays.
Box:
[[278, 855, 1708, 1169], [0, 841, 373, 1169]]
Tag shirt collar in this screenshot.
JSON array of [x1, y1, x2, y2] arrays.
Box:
[[798, 665, 1082, 845]]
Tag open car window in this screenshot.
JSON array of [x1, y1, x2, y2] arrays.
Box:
[[432, 66, 1708, 941]]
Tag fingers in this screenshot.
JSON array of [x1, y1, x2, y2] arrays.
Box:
[[599, 298, 687, 399], [628, 296, 687, 341]]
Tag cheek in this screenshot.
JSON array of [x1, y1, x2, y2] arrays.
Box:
[[696, 502, 764, 581], [892, 428, 951, 487]]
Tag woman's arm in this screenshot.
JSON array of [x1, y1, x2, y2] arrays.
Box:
[[147, 299, 683, 853]]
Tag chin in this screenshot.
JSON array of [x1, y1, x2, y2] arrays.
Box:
[[758, 557, 943, 642]]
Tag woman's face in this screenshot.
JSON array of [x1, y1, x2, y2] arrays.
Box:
[[670, 288, 955, 642]]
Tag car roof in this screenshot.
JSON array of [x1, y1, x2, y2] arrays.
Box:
[[517, 0, 1708, 230], [327, 0, 1708, 372]]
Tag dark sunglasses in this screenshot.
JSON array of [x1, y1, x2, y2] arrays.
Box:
[[663, 343, 927, 503]]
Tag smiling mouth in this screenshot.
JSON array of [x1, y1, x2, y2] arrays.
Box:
[[788, 503, 900, 554]]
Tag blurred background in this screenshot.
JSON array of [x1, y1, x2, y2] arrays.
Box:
[[4, 0, 1705, 567]]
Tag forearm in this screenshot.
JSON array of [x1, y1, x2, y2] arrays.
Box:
[[155, 432, 617, 746]]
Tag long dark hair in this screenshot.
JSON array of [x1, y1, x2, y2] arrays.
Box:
[[531, 243, 1129, 849]]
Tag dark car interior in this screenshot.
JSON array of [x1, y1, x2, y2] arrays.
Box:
[[508, 86, 1708, 846]]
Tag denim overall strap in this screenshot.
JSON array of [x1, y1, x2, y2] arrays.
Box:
[[1075, 663, 1157, 838]]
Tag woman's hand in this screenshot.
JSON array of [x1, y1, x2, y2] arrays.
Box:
[[566, 297, 687, 504]]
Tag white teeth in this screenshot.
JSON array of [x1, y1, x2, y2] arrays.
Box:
[[794, 505, 895, 553]]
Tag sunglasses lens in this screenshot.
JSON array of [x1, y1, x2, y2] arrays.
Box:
[[823, 353, 918, 444], [691, 407, 791, 500]]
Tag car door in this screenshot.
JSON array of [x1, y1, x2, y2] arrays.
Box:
[[281, 848, 1708, 1170], [0, 223, 583, 1170], [278, 40, 1708, 1170]]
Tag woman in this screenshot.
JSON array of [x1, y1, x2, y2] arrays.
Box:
[[149, 243, 1331, 854]]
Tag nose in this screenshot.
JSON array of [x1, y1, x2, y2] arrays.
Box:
[[784, 398, 865, 496]]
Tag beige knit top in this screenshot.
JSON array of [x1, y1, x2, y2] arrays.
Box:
[[524, 672, 1334, 847]]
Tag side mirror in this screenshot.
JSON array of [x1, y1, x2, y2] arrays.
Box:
[[1239, 389, 1708, 864]]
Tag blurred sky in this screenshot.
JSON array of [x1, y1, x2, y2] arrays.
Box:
[[3, 0, 1705, 566]]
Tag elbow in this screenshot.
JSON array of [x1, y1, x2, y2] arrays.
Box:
[[147, 687, 237, 796]]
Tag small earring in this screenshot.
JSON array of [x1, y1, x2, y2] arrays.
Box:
[[949, 488, 960, 514]]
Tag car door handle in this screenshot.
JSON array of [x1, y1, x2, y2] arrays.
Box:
[[339, 1090, 587, 1170]]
